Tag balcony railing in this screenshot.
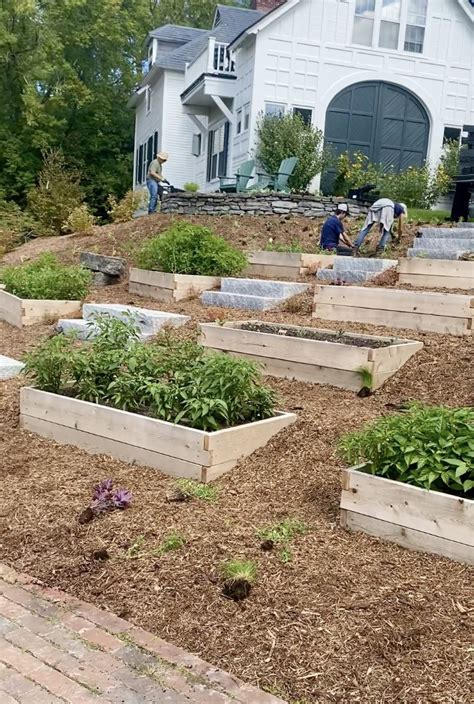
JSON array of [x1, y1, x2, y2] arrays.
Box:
[[184, 37, 236, 91]]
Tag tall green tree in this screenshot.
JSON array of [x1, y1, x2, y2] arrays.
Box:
[[0, 0, 240, 214]]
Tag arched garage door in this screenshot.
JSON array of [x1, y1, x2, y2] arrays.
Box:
[[322, 81, 430, 193]]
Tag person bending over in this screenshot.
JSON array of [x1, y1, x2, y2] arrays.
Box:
[[354, 198, 407, 254], [320, 203, 353, 255], [147, 151, 169, 215]]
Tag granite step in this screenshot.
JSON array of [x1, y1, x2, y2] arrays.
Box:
[[220, 278, 309, 298], [413, 238, 474, 250], [418, 227, 474, 239], [316, 269, 370, 284], [456, 222, 474, 228], [82, 304, 190, 335], [407, 248, 466, 260], [0, 354, 24, 380], [201, 291, 283, 311]]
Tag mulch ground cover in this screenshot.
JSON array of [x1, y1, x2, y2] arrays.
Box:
[[1, 216, 473, 704]]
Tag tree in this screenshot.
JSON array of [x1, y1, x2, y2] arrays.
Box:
[[256, 112, 330, 192]]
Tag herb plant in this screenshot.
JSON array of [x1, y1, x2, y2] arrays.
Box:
[[1, 253, 91, 300], [221, 559, 257, 584], [174, 479, 218, 502], [25, 321, 278, 431], [136, 222, 247, 276], [338, 404, 474, 497]]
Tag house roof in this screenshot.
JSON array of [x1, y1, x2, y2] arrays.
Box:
[[148, 25, 208, 44]]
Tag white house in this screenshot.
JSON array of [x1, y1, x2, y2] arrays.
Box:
[[129, 0, 474, 193]]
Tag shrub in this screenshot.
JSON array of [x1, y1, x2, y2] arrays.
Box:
[[63, 204, 96, 234], [338, 403, 474, 497], [26, 150, 84, 236], [0, 200, 38, 254], [107, 190, 147, 223], [333, 140, 460, 208], [183, 182, 199, 192], [256, 111, 331, 191], [0, 253, 92, 300], [24, 321, 278, 431], [136, 221, 247, 276]]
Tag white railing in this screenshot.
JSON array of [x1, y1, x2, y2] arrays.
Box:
[[184, 37, 235, 91]]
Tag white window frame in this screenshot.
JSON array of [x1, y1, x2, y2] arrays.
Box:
[[351, 0, 428, 55], [243, 104, 250, 132], [292, 106, 313, 126], [146, 86, 152, 114], [264, 102, 286, 117], [192, 133, 202, 157], [236, 108, 242, 135]]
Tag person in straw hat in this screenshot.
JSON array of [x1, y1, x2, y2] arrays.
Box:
[[147, 150, 169, 214]]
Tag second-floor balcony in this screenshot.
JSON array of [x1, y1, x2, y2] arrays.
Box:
[[182, 37, 237, 110]]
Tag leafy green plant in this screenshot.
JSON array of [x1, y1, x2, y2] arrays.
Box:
[[156, 532, 186, 554], [256, 111, 331, 191], [1, 253, 91, 300], [63, 204, 96, 234], [107, 190, 147, 223], [258, 518, 307, 544], [25, 323, 279, 431], [338, 404, 474, 497], [175, 479, 218, 502], [125, 535, 146, 559], [136, 222, 247, 276], [356, 367, 374, 392], [0, 200, 38, 254], [27, 150, 84, 236], [183, 182, 199, 192]]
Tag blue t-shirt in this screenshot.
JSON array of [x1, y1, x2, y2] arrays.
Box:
[[320, 215, 343, 249]]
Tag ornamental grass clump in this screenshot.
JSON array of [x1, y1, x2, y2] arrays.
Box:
[[24, 318, 278, 431], [0, 253, 91, 300], [338, 403, 474, 498], [136, 221, 247, 276], [221, 559, 257, 601]]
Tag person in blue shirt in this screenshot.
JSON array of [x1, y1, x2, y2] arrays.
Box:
[[320, 203, 354, 255]]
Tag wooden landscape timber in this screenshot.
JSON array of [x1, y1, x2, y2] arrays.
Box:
[[313, 285, 473, 336], [398, 258, 474, 290], [340, 467, 474, 565], [0, 289, 82, 328], [245, 251, 335, 279], [20, 387, 296, 483], [199, 321, 423, 392], [129, 268, 220, 302]]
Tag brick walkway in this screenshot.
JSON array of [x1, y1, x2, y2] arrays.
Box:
[[0, 564, 286, 704]]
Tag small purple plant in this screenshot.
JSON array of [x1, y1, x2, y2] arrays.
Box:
[[91, 479, 133, 514]]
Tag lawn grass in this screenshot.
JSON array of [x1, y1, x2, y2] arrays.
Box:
[[408, 208, 450, 224]]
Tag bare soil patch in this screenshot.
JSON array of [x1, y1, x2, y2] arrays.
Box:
[[239, 322, 394, 348]]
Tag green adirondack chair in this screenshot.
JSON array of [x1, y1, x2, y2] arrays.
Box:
[[219, 160, 255, 193], [254, 157, 298, 192]]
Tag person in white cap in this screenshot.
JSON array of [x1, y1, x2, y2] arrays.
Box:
[[319, 203, 354, 255], [147, 151, 169, 214], [354, 198, 407, 254]]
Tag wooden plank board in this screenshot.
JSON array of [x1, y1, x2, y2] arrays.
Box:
[[129, 269, 220, 301], [215, 349, 366, 391], [314, 285, 473, 318], [244, 264, 301, 279], [370, 341, 424, 374], [200, 323, 372, 369], [21, 299, 81, 326], [20, 415, 204, 481], [341, 469, 474, 546], [247, 252, 303, 267], [313, 303, 471, 335], [0, 290, 22, 327], [205, 412, 296, 466], [341, 510, 474, 565], [398, 274, 473, 290], [20, 387, 209, 465], [129, 281, 174, 302], [399, 258, 474, 277], [129, 269, 175, 290]]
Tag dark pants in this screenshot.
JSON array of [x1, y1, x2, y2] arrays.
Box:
[[336, 245, 353, 256]]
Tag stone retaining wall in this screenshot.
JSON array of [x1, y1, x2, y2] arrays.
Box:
[[161, 192, 368, 218]]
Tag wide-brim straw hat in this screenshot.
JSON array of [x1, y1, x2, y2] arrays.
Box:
[[157, 151, 168, 161]]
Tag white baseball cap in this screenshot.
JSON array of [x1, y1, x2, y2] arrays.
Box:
[[337, 203, 349, 213]]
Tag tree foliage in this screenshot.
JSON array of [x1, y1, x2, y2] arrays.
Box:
[[0, 1, 240, 214], [255, 112, 330, 192]]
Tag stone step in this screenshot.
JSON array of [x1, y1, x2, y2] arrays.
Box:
[[0, 354, 24, 380], [82, 304, 190, 335], [407, 249, 465, 260], [457, 222, 474, 228], [418, 227, 474, 239], [413, 238, 473, 250], [201, 291, 284, 311], [220, 278, 309, 298], [331, 257, 397, 272], [56, 319, 159, 341], [316, 269, 370, 284]]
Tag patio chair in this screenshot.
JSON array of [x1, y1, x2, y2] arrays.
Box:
[[254, 157, 298, 193], [219, 159, 255, 193]]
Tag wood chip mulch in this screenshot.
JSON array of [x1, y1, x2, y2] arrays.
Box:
[[1, 219, 473, 704]]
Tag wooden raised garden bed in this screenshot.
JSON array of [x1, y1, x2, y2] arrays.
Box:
[[0, 289, 82, 328], [20, 387, 296, 483], [313, 285, 473, 336], [340, 466, 474, 565], [199, 321, 423, 391], [245, 251, 335, 279], [398, 258, 474, 290], [129, 269, 220, 302]]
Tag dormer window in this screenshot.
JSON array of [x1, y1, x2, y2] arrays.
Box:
[[352, 0, 428, 54]]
